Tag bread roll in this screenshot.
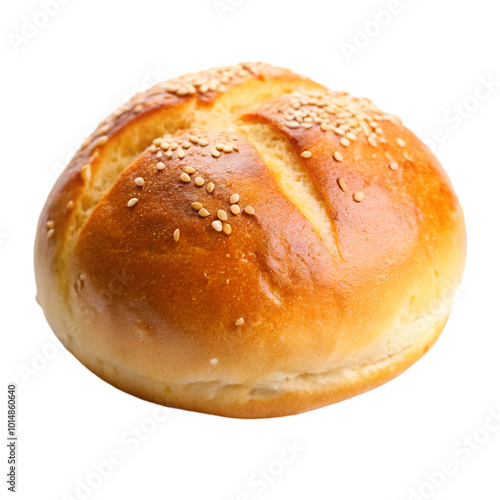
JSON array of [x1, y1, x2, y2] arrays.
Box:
[[34, 63, 466, 418]]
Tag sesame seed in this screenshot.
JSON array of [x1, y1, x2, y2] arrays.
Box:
[[113, 106, 128, 117], [165, 151, 173, 158], [223, 223, 232, 235], [191, 202, 203, 210], [81, 164, 91, 182], [390, 162, 399, 170], [353, 191, 365, 202], [210, 358, 218, 365], [368, 135, 378, 147], [133, 104, 143, 113], [156, 162, 165, 170], [66, 200, 74, 209], [340, 138, 350, 147], [229, 193, 240, 204], [285, 121, 300, 129], [244, 205, 255, 215], [134, 177, 145, 186], [46, 220, 54, 229], [153, 138, 163, 146], [127, 198, 138, 207], [301, 151, 312, 158], [184, 166, 195, 174], [206, 182, 215, 193], [217, 209, 228, 221], [212, 220, 223, 232], [215, 143, 224, 151], [397, 138, 406, 147], [94, 136, 108, 147], [177, 148, 186, 159], [180, 173, 190, 182], [271, 90, 402, 148], [230, 204, 240, 215], [199, 208, 210, 217], [46, 229, 55, 239], [198, 138, 209, 147], [333, 152, 343, 161], [223, 144, 233, 153], [194, 177, 204, 186], [235, 318, 244, 326], [173, 229, 180, 241], [156, 151, 163, 158], [338, 178, 347, 192], [98, 124, 111, 134], [211, 148, 221, 158], [160, 142, 169, 150], [176, 88, 188, 96], [73, 278, 83, 292], [182, 141, 191, 149]]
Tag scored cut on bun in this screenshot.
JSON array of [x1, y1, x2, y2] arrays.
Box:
[[34, 62, 466, 418]]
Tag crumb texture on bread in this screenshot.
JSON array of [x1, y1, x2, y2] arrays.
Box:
[[35, 63, 466, 418]]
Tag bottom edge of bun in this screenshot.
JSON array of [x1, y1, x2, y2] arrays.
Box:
[[56, 313, 449, 418]]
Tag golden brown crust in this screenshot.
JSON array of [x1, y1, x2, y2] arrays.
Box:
[[34, 63, 466, 418]]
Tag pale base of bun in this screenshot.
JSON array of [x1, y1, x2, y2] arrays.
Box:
[[54, 309, 449, 418]]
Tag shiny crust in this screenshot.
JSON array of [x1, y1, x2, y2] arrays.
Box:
[[34, 63, 466, 418]]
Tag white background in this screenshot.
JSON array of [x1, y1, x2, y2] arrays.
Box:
[[2, 0, 499, 499]]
